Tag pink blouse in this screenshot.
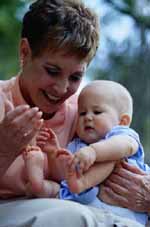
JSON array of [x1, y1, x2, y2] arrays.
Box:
[[0, 76, 78, 147]]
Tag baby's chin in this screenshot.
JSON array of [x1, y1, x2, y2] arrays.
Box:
[[83, 137, 100, 144]]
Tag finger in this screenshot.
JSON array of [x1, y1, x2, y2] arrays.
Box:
[[4, 99, 14, 113], [121, 161, 146, 175], [0, 95, 5, 122], [73, 156, 80, 166], [78, 162, 84, 175], [74, 162, 82, 177], [81, 160, 90, 172], [22, 121, 43, 145], [34, 118, 44, 130], [6, 105, 30, 121], [84, 162, 91, 172], [37, 131, 50, 138], [113, 165, 141, 182], [0, 93, 14, 114], [47, 128, 57, 140], [13, 108, 42, 131], [104, 178, 129, 195], [109, 165, 145, 190], [40, 127, 49, 132], [107, 173, 131, 189], [37, 141, 46, 147], [18, 107, 41, 122], [36, 135, 49, 142], [56, 149, 71, 157], [103, 185, 129, 207], [25, 119, 43, 135], [69, 159, 76, 172], [77, 168, 83, 177]]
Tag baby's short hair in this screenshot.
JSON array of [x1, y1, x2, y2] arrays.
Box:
[[80, 80, 133, 121]]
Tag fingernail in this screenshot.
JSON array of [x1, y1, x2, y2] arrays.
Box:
[[32, 107, 39, 111], [24, 105, 30, 108], [37, 111, 43, 117]]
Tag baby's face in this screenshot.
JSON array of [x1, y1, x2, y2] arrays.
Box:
[[76, 86, 120, 144]]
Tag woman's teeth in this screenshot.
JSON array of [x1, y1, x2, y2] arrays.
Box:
[[45, 92, 61, 102]]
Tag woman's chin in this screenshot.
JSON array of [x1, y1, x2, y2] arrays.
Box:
[[38, 101, 63, 119], [42, 111, 56, 120]]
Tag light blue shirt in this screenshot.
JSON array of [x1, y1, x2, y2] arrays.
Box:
[[59, 126, 149, 225]]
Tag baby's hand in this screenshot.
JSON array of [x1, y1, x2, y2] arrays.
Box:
[[71, 146, 96, 176]]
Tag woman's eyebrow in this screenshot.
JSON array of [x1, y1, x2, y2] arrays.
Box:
[[45, 63, 61, 71], [71, 71, 84, 77]]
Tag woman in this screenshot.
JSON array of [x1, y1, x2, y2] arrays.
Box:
[[0, 0, 145, 226], [0, 0, 101, 226]]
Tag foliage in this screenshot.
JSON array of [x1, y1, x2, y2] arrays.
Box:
[[92, 0, 150, 162], [0, 0, 31, 79]]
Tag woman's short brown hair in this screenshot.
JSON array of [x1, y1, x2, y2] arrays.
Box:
[[21, 0, 99, 63]]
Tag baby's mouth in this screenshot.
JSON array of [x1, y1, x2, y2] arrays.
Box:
[[85, 126, 94, 131]]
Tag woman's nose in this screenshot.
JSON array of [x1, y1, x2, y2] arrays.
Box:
[[53, 79, 69, 95]]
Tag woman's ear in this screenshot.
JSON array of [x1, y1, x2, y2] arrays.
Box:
[[119, 113, 131, 126], [19, 38, 32, 67]]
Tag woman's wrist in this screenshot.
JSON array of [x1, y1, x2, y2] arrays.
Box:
[[0, 149, 15, 176], [141, 175, 150, 212]]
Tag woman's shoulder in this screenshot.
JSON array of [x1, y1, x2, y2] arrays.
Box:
[[65, 93, 78, 117], [0, 77, 17, 94], [67, 93, 78, 106]]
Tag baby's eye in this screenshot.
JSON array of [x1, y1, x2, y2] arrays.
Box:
[[94, 111, 102, 115], [79, 112, 86, 116]]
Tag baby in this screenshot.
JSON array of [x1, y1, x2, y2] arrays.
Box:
[[59, 80, 147, 225], [64, 80, 139, 193]]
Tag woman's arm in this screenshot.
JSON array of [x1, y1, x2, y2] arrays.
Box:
[[0, 94, 43, 176], [99, 161, 150, 212]]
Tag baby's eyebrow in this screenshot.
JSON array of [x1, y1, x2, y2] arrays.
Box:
[[92, 105, 101, 108]]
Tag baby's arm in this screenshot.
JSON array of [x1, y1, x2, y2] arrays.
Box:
[[70, 133, 138, 175], [67, 134, 138, 194], [89, 134, 138, 162]]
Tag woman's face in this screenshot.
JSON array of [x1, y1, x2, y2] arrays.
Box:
[[19, 39, 87, 115]]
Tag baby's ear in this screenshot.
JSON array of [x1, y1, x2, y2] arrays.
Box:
[[119, 114, 131, 126]]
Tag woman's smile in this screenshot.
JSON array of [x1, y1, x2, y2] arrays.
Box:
[[42, 90, 62, 103]]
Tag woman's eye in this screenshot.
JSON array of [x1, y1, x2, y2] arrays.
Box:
[[45, 67, 59, 76], [70, 74, 82, 82]]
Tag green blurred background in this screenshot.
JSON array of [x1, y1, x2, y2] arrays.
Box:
[[0, 0, 149, 163]]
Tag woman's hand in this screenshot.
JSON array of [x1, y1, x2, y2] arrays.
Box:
[[100, 161, 150, 212], [0, 94, 43, 175]]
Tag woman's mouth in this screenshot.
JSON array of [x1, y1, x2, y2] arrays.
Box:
[[43, 91, 62, 103]]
